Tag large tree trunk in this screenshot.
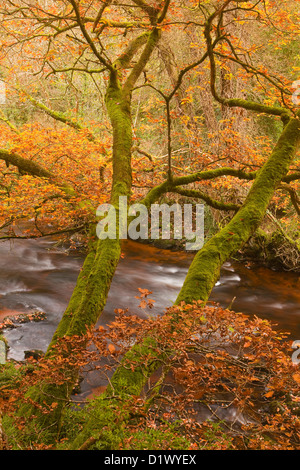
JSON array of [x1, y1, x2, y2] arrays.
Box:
[[3, 30, 161, 447], [9, 72, 132, 440], [49, 71, 132, 346], [176, 113, 300, 304]]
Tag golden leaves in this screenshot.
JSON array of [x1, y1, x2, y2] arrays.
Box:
[[292, 373, 300, 384], [135, 287, 156, 309]]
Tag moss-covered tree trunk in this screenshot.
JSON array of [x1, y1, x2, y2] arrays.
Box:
[[176, 112, 300, 304], [9, 72, 132, 442], [68, 111, 300, 450], [49, 71, 132, 346], [3, 28, 161, 447]]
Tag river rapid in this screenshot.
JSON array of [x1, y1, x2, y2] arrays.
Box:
[[0, 237, 299, 362]]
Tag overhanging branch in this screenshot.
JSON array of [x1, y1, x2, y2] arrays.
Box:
[[0, 149, 77, 199], [140, 165, 300, 209], [173, 187, 240, 211], [0, 149, 54, 180]]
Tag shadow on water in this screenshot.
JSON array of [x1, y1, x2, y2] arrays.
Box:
[[0, 238, 299, 365]]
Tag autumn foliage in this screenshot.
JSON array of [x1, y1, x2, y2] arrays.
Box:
[[1, 295, 299, 450], [0, 0, 300, 451]]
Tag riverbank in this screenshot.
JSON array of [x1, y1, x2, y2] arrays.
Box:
[[136, 229, 300, 274]]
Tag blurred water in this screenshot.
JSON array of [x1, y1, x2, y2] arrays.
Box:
[[0, 238, 299, 363]]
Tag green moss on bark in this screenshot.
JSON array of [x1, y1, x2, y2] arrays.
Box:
[[67, 336, 166, 450], [176, 112, 300, 304], [105, 73, 133, 203]]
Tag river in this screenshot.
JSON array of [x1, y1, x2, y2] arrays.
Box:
[[0, 237, 299, 366]]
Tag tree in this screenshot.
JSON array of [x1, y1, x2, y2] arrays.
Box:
[[0, 0, 299, 449]]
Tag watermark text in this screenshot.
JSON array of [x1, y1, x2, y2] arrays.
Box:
[[96, 197, 204, 251]]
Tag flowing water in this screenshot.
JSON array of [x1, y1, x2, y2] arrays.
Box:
[[0, 237, 299, 368]]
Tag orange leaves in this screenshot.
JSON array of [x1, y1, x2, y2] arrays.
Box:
[[292, 373, 300, 385], [0, 122, 112, 238], [108, 343, 116, 355], [2, 299, 300, 450], [244, 335, 252, 348], [135, 287, 156, 309]]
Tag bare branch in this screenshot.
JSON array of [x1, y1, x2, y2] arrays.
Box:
[[278, 184, 300, 216], [68, 0, 114, 72]]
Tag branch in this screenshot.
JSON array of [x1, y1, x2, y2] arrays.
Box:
[[121, 0, 170, 93], [0, 149, 77, 198], [157, 0, 171, 24], [93, 0, 113, 32], [278, 184, 300, 216], [140, 166, 256, 208], [131, 0, 159, 24], [16, 87, 97, 141], [25, 93, 83, 130], [132, 146, 153, 162], [68, 0, 114, 72], [172, 166, 256, 186], [123, 27, 161, 94], [173, 187, 240, 211], [282, 172, 300, 183], [0, 110, 20, 134], [215, 48, 292, 103], [45, 64, 107, 77], [0, 224, 87, 241], [203, 4, 292, 122], [114, 32, 150, 70], [222, 98, 291, 121], [0, 149, 54, 179]]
